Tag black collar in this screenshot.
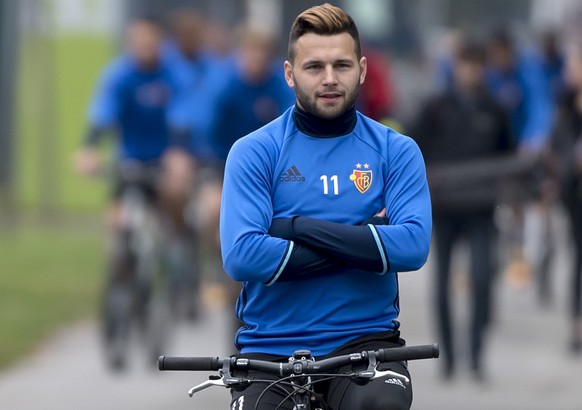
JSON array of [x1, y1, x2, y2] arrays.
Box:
[[293, 105, 357, 138]]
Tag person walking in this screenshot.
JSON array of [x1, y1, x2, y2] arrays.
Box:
[[412, 40, 514, 381]]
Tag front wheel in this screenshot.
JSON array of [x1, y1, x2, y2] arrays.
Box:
[[143, 292, 172, 366], [100, 233, 135, 372], [101, 281, 133, 371]]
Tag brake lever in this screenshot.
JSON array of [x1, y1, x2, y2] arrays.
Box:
[[187, 378, 227, 397], [371, 368, 410, 384], [187, 376, 251, 397], [352, 350, 410, 385]]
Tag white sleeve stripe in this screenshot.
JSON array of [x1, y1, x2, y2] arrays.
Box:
[[367, 224, 388, 275], [266, 241, 295, 286]]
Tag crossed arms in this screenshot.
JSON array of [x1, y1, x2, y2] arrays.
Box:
[[219, 134, 432, 285]]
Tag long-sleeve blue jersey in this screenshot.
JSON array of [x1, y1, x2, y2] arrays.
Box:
[[162, 42, 229, 159], [220, 106, 432, 356], [209, 61, 295, 160], [87, 55, 175, 161], [486, 51, 553, 150]]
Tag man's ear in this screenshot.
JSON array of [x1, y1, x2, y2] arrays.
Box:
[[359, 56, 367, 85], [284, 60, 295, 88]]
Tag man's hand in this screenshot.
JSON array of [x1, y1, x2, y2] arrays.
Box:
[[360, 208, 389, 226], [73, 147, 102, 177]]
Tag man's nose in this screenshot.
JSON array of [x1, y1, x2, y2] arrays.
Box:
[[322, 65, 338, 85]]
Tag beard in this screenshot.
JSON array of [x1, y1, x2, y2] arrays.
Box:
[[293, 75, 360, 120]]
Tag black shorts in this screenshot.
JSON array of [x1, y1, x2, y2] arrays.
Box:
[[230, 331, 413, 410]]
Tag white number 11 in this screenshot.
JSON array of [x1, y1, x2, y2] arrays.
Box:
[[320, 175, 339, 195]]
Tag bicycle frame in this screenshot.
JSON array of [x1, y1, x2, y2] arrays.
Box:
[[119, 167, 161, 283], [101, 162, 170, 370]]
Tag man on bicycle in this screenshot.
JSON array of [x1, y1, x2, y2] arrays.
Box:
[[74, 15, 183, 229], [74, 14, 200, 367], [220, 4, 432, 409]]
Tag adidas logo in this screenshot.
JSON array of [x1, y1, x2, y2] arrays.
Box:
[[384, 378, 407, 389], [280, 165, 305, 182]]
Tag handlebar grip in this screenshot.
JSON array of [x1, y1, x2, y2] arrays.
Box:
[[377, 343, 439, 363], [158, 356, 222, 371]]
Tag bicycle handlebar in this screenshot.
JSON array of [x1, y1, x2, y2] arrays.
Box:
[[377, 343, 439, 362], [158, 356, 222, 371], [158, 343, 439, 374]]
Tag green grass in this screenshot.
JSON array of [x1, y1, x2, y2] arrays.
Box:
[[0, 222, 104, 369], [17, 34, 115, 212], [0, 34, 116, 369]]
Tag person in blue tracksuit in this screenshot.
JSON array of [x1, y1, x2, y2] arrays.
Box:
[[74, 16, 196, 291], [163, 8, 228, 161], [73, 16, 185, 367], [79, 18, 173, 166], [209, 24, 295, 162], [486, 29, 553, 153], [221, 5, 431, 410], [74, 16, 177, 209], [160, 9, 232, 318], [202, 25, 295, 338]]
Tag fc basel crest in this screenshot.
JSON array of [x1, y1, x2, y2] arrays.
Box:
[[350, 163, 373, 193]]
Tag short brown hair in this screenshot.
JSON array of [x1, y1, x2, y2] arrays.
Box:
[[236, 24, 277, 54], [288, 3, 361, 62]]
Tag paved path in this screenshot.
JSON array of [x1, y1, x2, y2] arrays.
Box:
[[2, 227, 582, 409], [400, 256, 582, 409], [0, 310, 231, 410]]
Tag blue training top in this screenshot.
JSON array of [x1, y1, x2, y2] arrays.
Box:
[[220, 106, 432, 356], [209, 61, 295, 161], [87, 55, 175, 161], [485, 51, 553, 150], [162, 42, 228, 159]]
